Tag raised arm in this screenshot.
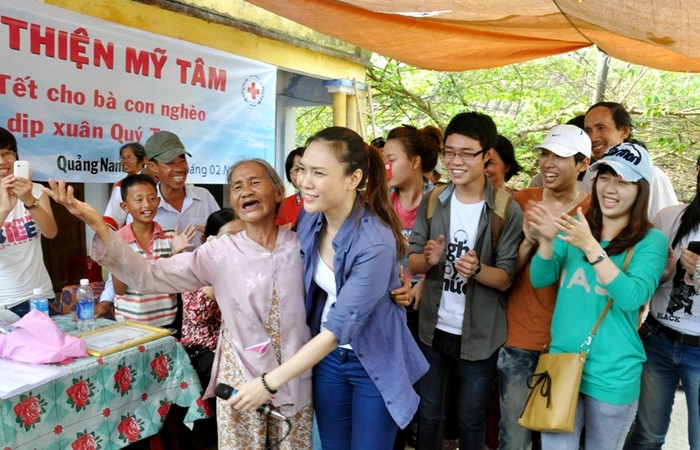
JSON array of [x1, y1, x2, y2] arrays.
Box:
[[43, 179, 111, 242]]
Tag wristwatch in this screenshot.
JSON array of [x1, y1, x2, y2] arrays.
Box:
[[589, 250, 607, 266], [24, 198, 40, 210], [473, 262, 482, 277]]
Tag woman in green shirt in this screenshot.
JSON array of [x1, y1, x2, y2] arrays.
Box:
[[527, 143, 668, 450]]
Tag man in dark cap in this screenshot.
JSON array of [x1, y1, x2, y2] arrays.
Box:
[[144, 130, 220, 246]]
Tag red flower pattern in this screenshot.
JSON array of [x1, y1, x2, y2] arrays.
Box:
[[180, 381, 188, 390], [157, 401, 171, 421], [13, 393, 45, 430], [66, 378, 93, 411], [102, 408, 111, 417], [117, 415, 142, 443], [196, 397, 213, 417], [113, 365, 134, 395], [141, 393, 148, 401], [54, 424, 63, 435], [71, 430, 102, 450], [150, 352, 171, 381]]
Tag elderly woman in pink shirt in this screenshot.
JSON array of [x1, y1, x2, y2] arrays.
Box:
[[44, 159, 313, 450]]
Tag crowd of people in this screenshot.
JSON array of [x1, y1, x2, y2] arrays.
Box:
[[1, 99, 698, 450]]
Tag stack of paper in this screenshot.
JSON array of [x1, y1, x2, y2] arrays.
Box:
[[0, 359, 68, 399]]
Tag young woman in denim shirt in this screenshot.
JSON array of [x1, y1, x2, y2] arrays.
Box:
[[232, 126, 429, 449]]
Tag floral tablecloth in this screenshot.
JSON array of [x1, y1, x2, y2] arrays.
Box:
[[1, 317, 211, 449]]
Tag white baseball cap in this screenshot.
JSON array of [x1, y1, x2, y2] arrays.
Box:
[[533, 124, 592, 158]]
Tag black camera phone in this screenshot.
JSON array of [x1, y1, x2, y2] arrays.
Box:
[[688, 241, 700, 254]]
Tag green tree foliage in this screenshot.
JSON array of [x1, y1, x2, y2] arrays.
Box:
[[296, 47, 700, 198]]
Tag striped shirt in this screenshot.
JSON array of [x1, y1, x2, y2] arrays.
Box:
[[114, 222, 177, 327]]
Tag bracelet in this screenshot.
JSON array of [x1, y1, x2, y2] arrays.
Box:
[[24, 198, 40, 210], [260, 372, 277, 394], [589, 250, 607, 266]]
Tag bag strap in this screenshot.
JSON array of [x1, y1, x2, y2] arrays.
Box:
[[490, 187, 512, 250], [425, 184, 448, 228], [581, 246, 635, 354]]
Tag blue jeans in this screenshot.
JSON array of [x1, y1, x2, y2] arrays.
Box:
[[313, 347, 397, 450], [626, 332, 700, 450], [9, 300, 56, 317], [496, 345, 540, 450], [417, 329, 498, 450], [541, 394, 638, 450]]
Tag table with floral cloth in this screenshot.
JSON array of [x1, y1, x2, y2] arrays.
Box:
[[0, 317, 212, 449]]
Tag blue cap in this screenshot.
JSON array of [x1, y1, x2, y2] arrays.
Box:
[[589, 143, 654, 184]]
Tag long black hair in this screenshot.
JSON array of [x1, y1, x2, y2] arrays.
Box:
[[671, 170, 700, 249]]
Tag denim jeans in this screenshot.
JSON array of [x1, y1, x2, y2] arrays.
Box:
[[313, 347, 397, 450], [625, 332, 700, 450], [496, 345, 540, 450], [9, 300, 56, 317], [541, 394, 638, 450], [417, 329, 498, 450]]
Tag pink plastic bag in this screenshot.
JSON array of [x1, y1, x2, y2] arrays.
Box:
[[0, 310, 88, 363]]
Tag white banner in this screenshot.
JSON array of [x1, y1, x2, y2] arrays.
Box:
[[0, 0, 277, 183]]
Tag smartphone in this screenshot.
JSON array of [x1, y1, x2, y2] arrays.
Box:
[[687, 241, 700, 254], [13, 160, 29, 179], [384, 161, 392, 180]]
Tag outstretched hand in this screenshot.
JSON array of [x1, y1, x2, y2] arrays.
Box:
[[172, 224, 196, 254], [42, 179, 110, 241]]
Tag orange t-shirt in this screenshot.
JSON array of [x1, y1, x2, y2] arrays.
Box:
[[505, 187, 591, 350]]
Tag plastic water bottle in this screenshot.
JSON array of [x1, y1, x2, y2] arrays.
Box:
[[76, 279, 95, 332], [29, 288, 50, 315]]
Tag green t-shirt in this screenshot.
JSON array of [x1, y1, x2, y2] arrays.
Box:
[[531, 228, 668, 405]]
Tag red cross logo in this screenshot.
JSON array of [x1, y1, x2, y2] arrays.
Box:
[[242, 74, 264, 108], [247, 82, 260, 100]]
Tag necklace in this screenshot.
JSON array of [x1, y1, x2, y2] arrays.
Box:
[[543, 189, 580, 215]]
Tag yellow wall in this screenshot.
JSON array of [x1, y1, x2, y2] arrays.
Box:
[[45, 0, 366, 81]]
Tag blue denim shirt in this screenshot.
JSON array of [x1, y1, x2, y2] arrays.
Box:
[[296, 203, 429, 429]]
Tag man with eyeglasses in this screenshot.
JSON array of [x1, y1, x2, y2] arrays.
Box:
[[0, 127, 58, 317], [408, 112, 522, 450]]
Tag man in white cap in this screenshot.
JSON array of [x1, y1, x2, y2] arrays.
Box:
[[497, 124, 592, 450], [144, 130, 220, 246]]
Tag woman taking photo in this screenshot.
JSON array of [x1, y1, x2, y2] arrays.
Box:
[[527, 143, 668, 450], [231, 126, 429, 450], [45, 159, 313, 450], [0, 127, 57, 317]]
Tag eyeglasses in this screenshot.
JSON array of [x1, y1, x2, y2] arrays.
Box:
[[443, 149, 485, 162], [120, 155, 136, 162], [0, 150, 17, 161]]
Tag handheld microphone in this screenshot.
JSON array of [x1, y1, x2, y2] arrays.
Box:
[[215, 382, 287, 421]]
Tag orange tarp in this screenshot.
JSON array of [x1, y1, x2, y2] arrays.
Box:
[[244, 0, 700, 72]]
